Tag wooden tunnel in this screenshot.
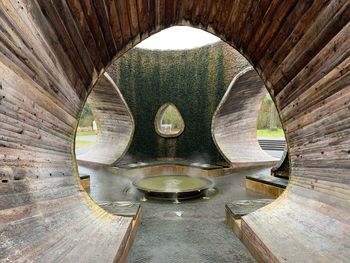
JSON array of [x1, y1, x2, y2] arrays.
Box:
[[0, 1, 349, 262], [212, 67, 279, 169], [77, 72, 134, 166]]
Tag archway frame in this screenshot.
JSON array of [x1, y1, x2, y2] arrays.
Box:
[[0, 1, 349, 262], [76, 72, 134, 166], [212, 67, 279, 168], [154, 102, 185, 138]]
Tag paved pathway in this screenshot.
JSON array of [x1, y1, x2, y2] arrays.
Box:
[[79, 165, 274, 263]]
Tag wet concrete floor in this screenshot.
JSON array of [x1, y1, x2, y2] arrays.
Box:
[[78, 165, 275, 263]]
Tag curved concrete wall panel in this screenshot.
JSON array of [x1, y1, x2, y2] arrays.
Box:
[[77, 73, 134, 166], [212, 68, 279, 168], [0, 1, 349, 262]]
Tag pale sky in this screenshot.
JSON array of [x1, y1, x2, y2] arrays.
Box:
[[136, 26, 220, 50]]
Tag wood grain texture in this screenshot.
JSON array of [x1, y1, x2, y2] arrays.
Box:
[[77, 73, 134, 166], [212, 68, 279, 168], [0, 0, 349, 261], [245, 179, 285, 197]]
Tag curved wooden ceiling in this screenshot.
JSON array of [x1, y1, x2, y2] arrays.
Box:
[[0, 0, 349, 261]]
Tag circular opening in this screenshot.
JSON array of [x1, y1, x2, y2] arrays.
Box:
[[133, 175, 213, 201], [154, 103, 185, 138]]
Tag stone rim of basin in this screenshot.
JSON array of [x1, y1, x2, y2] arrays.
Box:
[[133, 174, 213, 194]]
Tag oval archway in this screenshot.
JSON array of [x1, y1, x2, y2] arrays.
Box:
[[76, 72, 134, 166], [212, 67, 279, 169], [154, 103, 185, 138], [0, 1, 349, 262]]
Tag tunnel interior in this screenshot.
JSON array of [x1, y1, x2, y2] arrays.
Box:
[[1, 1, 349, 262], [73, 27, 290, 261]]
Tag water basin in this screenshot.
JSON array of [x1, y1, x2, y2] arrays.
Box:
[[133, 175, 213, 201]]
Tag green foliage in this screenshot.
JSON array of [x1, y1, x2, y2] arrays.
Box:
[[263, 94, 273, 104], [257, 129, 285, 138], [160, 105, 184, 129], [257, 94, 282, 129], [114, 44, 227, 163], [79, 103, 94, 127], [81, 103, 92, 117]]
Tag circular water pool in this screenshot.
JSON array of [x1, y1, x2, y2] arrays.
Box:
[[133, 175, 213, 201]]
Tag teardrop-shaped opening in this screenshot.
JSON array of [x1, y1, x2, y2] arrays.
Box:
[[155, 103, 185, 138]]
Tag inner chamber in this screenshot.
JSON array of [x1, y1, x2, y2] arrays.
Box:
[[2, 1, 348, 262], [75, 28, 288, 205]]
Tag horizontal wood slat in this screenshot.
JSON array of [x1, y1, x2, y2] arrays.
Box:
[[212, 68, 279, 168], [0, 0, 349, 262]]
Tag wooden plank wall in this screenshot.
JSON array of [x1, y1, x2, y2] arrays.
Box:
[[0, 0, 349, 261], [77, 73, 134, 166], [0, 0, 134, 261], [212, 67, 279, 169]]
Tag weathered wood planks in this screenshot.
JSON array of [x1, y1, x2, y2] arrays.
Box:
[[212, 68, 279, 168], [77, 72, 134, 166], [0, 0, 349, 262], [245, 174, 287, 197]]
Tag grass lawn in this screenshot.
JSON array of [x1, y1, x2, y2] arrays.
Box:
[[75, 140, 95, 149], [76, 130, 97, 136], [257, 128, 285, 138]]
